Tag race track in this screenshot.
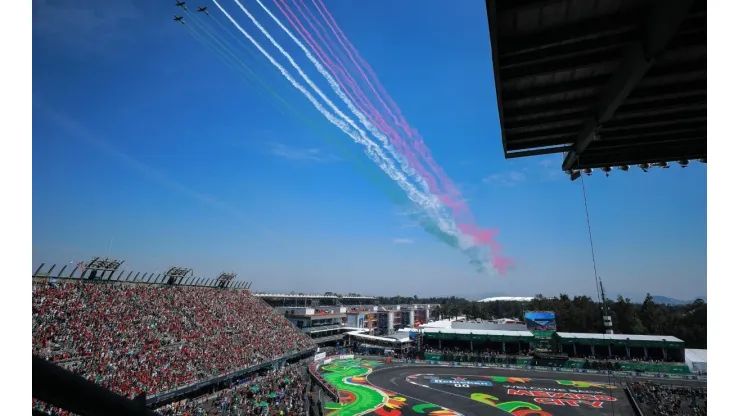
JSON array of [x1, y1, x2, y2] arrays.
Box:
[[316, 358, 706, 416]]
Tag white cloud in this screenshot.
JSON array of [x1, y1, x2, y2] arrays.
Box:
[[482, 171, 526, 187], [267, 142, 339, 163], [392, 238, 414, 244]]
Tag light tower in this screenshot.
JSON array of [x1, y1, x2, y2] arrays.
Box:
[[598, 277, 614, 334]]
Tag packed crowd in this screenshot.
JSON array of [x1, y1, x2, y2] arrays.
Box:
[[629, 382, 707, 416], [32, 280, 316, 400], [156, 362, 310, 416]]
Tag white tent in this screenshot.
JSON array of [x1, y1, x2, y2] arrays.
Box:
[[684, 348, 707, 374]]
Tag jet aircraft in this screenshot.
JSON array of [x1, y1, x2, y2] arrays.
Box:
[[173, 15, 185, 24]]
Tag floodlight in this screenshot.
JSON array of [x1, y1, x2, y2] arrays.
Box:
[[617, 165, 629, 172], [601, 167, 612, 177], [653, 161, 669, 168], [638, 163, 650, 172], [698, 158, 706, 163], [677, 159, 689, 168], [583, 168, 593, 176]]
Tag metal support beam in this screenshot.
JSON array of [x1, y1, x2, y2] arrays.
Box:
[[562, 0, 696, 171]]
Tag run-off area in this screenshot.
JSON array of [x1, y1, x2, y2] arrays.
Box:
[[405, 373, 634, 416]]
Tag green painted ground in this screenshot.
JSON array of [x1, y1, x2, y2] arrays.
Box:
[[320, 359, 386, 416]]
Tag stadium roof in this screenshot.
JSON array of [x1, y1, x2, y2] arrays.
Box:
[[485, 0, 706, 174], [420, 327, 535, 338], [253, 292, 376, 299], [478, 296, 534, 302], [556, 332, 683, 343]]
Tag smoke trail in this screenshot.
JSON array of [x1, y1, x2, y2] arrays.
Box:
[[183, 9, 453, 248], [255, 0, 496, 257], [210, 0, 461, 242], [266, 0, 485, 255], [223, 0, 466, 242], [271, 0, 444, 207], [247, 0, 436, 199], [308, 0, 512, 273]]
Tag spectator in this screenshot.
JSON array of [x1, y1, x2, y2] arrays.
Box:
[[32, 280, 316, 401], [629, 381, 706, 416]]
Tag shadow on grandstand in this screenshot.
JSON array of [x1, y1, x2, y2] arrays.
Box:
[[33, 355, 158, 416]]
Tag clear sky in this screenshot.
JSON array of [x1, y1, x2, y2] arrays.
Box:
[[32, 0, 707, 300]]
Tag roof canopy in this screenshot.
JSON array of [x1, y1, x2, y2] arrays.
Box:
[[421, 327, 534, 342], [486, 0, 706, 174], [555, 332, 684, 348]]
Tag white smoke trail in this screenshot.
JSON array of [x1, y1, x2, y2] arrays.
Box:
[[210, 0, 452, 229], [246, 0, 431, 196], [231, 0, 468, 245]]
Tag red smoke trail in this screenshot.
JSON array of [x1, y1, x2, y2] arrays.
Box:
[[309, 0, 474, 220], [296, 0, 512, 273], [274, 0, 444, 198], [309, 0, 454, 196]]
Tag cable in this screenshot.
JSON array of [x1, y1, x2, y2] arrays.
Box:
[[578, 171, 617, 416]]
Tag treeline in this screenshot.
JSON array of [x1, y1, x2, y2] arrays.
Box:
[[375, 294, 707, 349]]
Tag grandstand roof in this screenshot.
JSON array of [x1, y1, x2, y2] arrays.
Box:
[[254, 293, 338, 299], [348, 332, 411, 344], [421, 327, 534, 338], [556, 332, 683, 343], [485, 0, 706, 173], [253, 292, 376, 300]]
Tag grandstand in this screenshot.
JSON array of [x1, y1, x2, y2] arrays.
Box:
[[32, 258, 315, 415]]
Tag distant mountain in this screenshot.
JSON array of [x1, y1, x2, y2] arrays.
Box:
[[651, 296, 705, 305], [612, 293, 706, 305]]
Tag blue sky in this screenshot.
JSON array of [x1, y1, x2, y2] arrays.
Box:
[[32, 0, 707, 300]]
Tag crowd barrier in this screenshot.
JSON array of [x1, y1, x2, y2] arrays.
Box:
[[389, 359, 707, 381], [307, 354, 356, 402], [146, 348, 315, 405]]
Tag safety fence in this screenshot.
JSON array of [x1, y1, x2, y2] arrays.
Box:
[[307, 353, 357, 402], [390, 359, 707, 381]]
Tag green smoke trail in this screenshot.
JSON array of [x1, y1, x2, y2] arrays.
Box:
[[184, 11, 464, 252]]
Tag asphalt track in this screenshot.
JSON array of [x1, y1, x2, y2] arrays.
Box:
[[364, 364, 706, 416]]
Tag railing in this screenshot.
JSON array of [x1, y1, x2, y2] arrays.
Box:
[[146, 348, 315, 405]]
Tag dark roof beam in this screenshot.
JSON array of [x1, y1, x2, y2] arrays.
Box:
[[499, 31, 636, 70], [617, 94, 705, 115], [603, 116, 705, 132], [600, 122, 706, 140], [500, 48, 620, 81], [505, 98, 592, 120], [607, 107, 706, 126], [498, 12, 640, 56], [507, 125, 576, 141], [505, 117, 583, 133], [506, 145, 573, 159], [562, 0, 697, 171], [589, 133, 705, 152]]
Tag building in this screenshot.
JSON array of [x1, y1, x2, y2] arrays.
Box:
[[375, 304, 434, 336], [256, 292, 376, 348]]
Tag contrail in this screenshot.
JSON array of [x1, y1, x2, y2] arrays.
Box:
[[248, 0, 435, 198], [270, 0, 443, 204], [210, 0, 461, 240], [307, 0, 512, 273], [266, 0, 484, 255], [248, 0, 485, 257]]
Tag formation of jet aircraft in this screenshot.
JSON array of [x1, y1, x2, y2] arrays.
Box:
[[173, 1, 209, 23]]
